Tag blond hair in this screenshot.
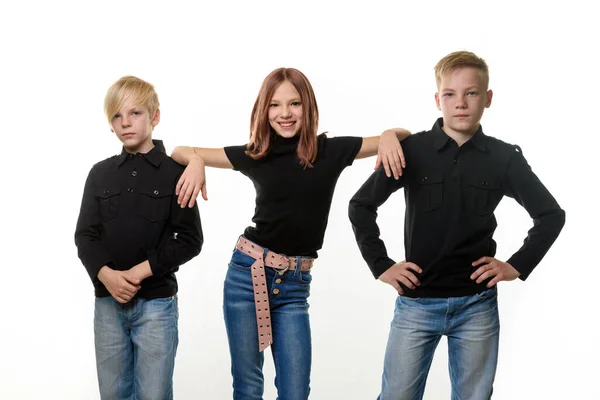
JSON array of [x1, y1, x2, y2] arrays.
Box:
[[104, 76, 160, 124], [435, 51, 489, 89]]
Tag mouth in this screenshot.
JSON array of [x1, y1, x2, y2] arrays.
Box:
[[455, 114, 469, 119], [122, 132, 135, 138], [278, 121, 296, 129]]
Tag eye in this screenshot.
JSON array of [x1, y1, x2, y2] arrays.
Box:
[[467, 91, 478, 96], [133, 111, 142, 115], [112, 114, 121, 119], [269, 103, 279, 108], [291, 101, 302, 107], [443, 93, 453, 97]]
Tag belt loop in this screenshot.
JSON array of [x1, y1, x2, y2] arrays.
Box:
[[293, 256, 302, 277]]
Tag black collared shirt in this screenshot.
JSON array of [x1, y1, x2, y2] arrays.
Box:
[[349, 118, 565, 297], [75, 140, 203, 298]]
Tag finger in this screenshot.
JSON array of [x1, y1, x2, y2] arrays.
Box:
[[382, 155, 391, 177], [177, 180, 187, 205], [400, 271, 420, 287], [470, 266, 488, 280], [389, 154, 400, 180], [123, 274, 141, 286], [391, 151, 402, 179], [188, 185, 201, 208], [486, 277, 501, 288], [405, 262, 423, 274], [397, 275, 417, 290], [179, 183, 193, 209], [475, 269, 498, 284], [175, 175, 185, 196], [397, 148, 406, 169], [390, 280, 403, 294], [472, 257, 489, 267], [201, 182, 208, 201], [374, 154, 382, 170]]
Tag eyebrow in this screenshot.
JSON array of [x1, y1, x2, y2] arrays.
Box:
[[271, 97, 300, 102]]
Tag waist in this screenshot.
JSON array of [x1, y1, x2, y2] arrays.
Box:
[[235, 236, 314, 271]]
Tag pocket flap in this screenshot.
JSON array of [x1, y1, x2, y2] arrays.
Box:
[[95, 187, 121, 199], [139, 186, 173, 198], [468, 177, 499, 190], [417, 172, 443, 186]]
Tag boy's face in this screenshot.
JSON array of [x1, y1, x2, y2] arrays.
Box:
[[110, 99, 160, 154], [268, 80, 303, 138], [435, 67, 492, 136]]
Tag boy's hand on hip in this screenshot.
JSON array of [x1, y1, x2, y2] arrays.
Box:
[[97, 266, 141, 304], [378, 261, 422, 294], [471, 257, 520, 288]]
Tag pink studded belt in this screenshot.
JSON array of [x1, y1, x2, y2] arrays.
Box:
[[235, 236, 314, 352]]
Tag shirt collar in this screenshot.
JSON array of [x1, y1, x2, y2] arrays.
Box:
[[117, 139, 167, 167], [431, 117, 487, 152]]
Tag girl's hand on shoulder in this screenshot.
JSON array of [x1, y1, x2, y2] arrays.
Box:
[[176, 157, 207, 207], [375, 129, 409, 180]]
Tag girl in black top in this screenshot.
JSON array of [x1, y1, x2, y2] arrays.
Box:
[[172, 68, 409, 399]]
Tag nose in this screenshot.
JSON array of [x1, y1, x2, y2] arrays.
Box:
[[455, 95, 467, 109], [280, 105, 292, 118], [121, 114, 131, 127]]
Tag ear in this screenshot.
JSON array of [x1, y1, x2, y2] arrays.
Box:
[[151, 109, 161, 127], [485, 89, 493, 108], [434, 92, 441, 110]]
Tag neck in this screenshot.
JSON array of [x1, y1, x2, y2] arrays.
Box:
[[125, 139, 154, 154], [441, 126, 478, 147]]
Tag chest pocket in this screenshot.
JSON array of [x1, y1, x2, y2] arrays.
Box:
[[96, 187, 121, 222], [468, 177, 501, 215], [137, 186, 172, 222], [416, 173, 443, 212]]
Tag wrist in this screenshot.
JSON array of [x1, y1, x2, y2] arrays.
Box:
[[394, 128, 411, 141], [97, 265, 112, 282]]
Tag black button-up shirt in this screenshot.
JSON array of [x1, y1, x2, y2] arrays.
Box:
[[75, 140, 203, 298], [349, 119, 565, 297]]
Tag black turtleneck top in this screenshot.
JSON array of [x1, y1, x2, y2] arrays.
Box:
[[224, 133, 362, 257]]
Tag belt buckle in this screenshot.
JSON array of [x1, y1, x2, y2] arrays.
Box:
[[276, 255, 290, 275]]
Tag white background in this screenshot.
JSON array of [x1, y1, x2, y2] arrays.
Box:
[[1, 1, 597, 399]]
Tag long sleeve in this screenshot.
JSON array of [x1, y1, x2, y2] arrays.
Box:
[[349, 168, 405, 278], [146, 193, 203, 276], [504, 147, 565, 280], [74, 167, 112, 281]]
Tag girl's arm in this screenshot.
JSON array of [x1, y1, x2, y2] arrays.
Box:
[[356, 128, 411, 179], [171, 146, 233, 207]]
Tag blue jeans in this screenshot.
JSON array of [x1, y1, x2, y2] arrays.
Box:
[[223, 247, 312, 400], [379, 287, 500, 400], [94, 295, 179, 400]]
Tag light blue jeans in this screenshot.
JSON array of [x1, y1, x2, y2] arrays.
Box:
[[94, 295, 179, 400], [223, 247, 312, 400], [379, 287, 500, 400]]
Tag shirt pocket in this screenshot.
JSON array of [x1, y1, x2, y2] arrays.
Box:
[[137, 186, 172, 222], [95, 187, 121, 222], [416, 172, 443, 212], [467, 177, 501, 216]]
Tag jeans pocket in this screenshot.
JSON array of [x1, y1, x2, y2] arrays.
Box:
[[297, 270, 312, 284], [476, 286, 497, 299], [228, 248, 256, 271]]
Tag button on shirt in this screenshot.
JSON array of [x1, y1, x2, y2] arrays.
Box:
[[75, 140, 203, 298], [349, 119, 565, 297]]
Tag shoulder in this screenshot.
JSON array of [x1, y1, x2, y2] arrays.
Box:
[[318, 133, 362, 151], [89, 154, 119, 176], [484, 134, 524, 158]]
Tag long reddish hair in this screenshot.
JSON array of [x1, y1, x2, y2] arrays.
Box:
[[247, 68, 319, 168]]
